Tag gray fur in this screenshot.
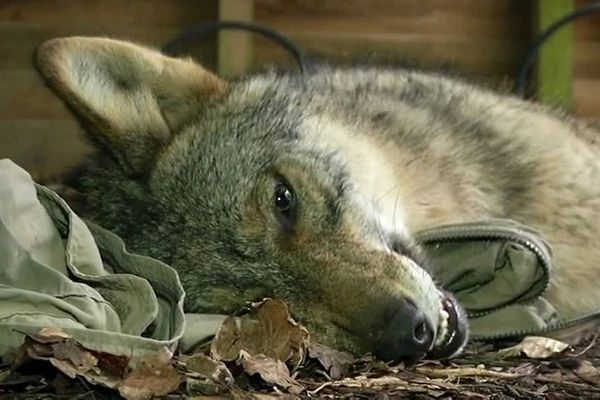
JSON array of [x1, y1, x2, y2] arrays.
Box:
[[36, 38, 600, 357]]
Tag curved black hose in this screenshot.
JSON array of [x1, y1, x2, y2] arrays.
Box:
[[515, 2, 600, 97], [162, 20, 307, 73]]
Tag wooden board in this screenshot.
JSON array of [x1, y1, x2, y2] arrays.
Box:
[[253, 0, 532, 78], [218, 0, 254, 77], [0, 0, 218, 176], [573, 0, 600, 117]]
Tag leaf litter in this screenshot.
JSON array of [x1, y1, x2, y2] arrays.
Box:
[[2, 298, 600, 399]]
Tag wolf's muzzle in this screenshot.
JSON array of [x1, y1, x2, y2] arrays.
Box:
[[374, 298, 435, 362], [374, 292, 468, 362]]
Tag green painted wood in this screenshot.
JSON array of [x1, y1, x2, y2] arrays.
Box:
[[537, 0, 574, 107]]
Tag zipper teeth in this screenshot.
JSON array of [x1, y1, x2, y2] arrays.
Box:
[[471, 310, 600, 341], [418, 225, 600, 341], [417, 227, 552, 320]]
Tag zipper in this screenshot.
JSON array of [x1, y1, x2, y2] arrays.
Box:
[[470, 309, 600, 341], [414, 221, 553, 319], [415, 220, 600, 341]]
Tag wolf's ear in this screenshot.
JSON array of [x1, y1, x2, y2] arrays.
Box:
[[36, 37, 226, 176]]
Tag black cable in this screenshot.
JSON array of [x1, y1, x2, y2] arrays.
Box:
[[515, 1, 600, 97], [162, 20, 307, 73]]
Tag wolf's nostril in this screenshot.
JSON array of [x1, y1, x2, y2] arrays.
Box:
[[375, 298, 434, 362], [413, 320, 427, 343]]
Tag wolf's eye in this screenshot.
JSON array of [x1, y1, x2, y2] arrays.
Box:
[[274, 182, 294, 214]]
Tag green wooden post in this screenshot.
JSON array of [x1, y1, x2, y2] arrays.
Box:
[[218, 0, 254, 78], [536, 0, 574, 108]]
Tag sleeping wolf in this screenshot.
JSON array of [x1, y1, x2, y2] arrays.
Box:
[[35, 37, 600, 362]]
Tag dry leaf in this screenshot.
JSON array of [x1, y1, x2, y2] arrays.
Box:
[[179, 353, 234, 395], [210, 298, 309, 367], [118, 347, 183, 400], [23, 329, 116, 387], [20, 328, 183, 399], [22, 328, 131, 388], [498, 336, 569, 359], [0, 369, 11, 384], [415, 366, 520, 380], [237, 350, 304, 394], [307, 343, 354, 379], [573, 360, 600, 385], [51, 342, 99, 374], [27, 327, 72, 343], [251, 394, 300, 400]]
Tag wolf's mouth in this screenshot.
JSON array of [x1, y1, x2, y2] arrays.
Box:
[[427, 291, 469, 359]]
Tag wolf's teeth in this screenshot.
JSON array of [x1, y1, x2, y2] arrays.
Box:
[[435, 307, 450, 347]]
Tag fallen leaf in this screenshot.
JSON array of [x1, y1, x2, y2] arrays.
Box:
[[238, 350, 304, 394], [179, 353, 234, 395], [22, 328, 122, 388], [0, 369, 9, 383], [252, 394, 300, 400], [573, 360, 600, 385], [498, 336, 569, 359], [210, 298, 309, 367], [506, 362, 536, 376], [27, 327, 72, 343], [328, 375, 409, 390], [24, 333, 101, 380], [51, 342, 99, 374], [307, 343, 354, 379], [415, 366, 520, 379], [19, 328, 183, 399], [352, 353, 391, 375], [118, 347, 183, 400]]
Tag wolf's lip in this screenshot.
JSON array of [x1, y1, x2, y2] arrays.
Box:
[[427, 293, 468, 359]]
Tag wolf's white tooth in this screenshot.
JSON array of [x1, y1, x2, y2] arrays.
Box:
[[435, 306, 450, 347]]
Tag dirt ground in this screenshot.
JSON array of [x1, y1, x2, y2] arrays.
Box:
[[2, 332, 599, 399]]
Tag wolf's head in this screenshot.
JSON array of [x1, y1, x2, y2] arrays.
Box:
[[36, 37, 468, 361]]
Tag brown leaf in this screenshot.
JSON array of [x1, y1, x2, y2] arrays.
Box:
[[179, 353, 234, 395], [51, 342, 99, 374], [238, 350, 304, 394], [20, 328, 183, 399], [573, 360, 600, 385], [118, 347, 183, 400], [26, 327, 72, 343], [92, 351, 130, 377], [0, 368, 11, 384], [307, 343, 354, 380], [210, 298, 309, 367], [23, 329, 121, 388], [498, 336, 569, 359]]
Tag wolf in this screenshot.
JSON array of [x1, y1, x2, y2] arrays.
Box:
[[34, 37, 600, 362]]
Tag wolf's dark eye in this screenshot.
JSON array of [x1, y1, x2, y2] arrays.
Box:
[[274, 182, 294, 214]]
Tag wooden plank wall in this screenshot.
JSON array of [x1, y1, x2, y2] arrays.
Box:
[[253, 0, 600, 118], [0, 0, 218, 177], [574, 0, 600, 118], [253, 0, 533, 83], [1, 0, 599, 178]]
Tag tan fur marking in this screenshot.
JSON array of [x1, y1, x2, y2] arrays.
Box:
[[36, 37, 226, 175]]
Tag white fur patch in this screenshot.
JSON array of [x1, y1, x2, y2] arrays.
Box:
[[300, 116, 411, 242]]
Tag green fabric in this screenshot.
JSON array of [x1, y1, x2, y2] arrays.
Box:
[[0, 159, 185, 360], [416, 220, 565, 340], [468, 298, 560, 340]]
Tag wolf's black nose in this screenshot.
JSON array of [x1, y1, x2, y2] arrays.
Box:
[[375, 298, 434, 362]]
